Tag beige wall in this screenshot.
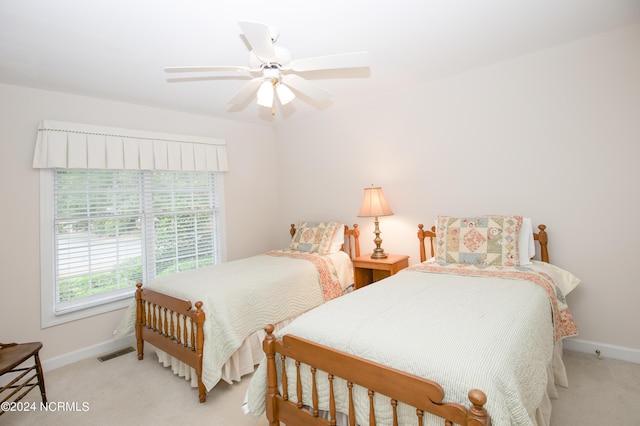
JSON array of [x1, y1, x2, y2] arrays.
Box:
[[0, 84, 279, 363], [273, 24, 640, 355]]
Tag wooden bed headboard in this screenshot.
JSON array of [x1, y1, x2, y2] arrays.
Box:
[[417, 223, 549, 264], [289, 223, 361, 260]]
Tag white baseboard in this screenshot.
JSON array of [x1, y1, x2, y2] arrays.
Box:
[[40, 335, 640, 373], [41, 335, 136, 372], [563, 338, 640, 364]]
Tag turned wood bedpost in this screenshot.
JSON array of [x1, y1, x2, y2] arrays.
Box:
[[537, 224, 549, 263], [418, 225, 427, 263], [290, 223, 296, 238], [193, 301, 206, 403], [466, 389, 491, 426], [352, 224, 360, 258], [135, 283, 144, 360], [264, 324, 279, 426]]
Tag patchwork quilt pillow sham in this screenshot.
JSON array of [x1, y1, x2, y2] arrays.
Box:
[[289, 221, 342, 254], [436, 215, 523, 267]]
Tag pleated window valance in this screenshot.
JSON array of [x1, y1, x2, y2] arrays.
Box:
[[32, 120, 228, 171]]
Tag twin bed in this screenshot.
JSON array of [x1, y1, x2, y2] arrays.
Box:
[[244, 216, 579, 426], [132, 215, 579, 425], [133, 221, 360, 402]]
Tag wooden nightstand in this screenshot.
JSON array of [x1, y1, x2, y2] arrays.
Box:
[[353, 254, 410, 289]]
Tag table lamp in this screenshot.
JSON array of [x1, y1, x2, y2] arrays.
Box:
[[357, 186, 393, 259]]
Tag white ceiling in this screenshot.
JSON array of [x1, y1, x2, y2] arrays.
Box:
[[1, 0, 639, 125]]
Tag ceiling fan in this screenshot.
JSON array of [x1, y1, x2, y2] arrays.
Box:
[[164, 21, 370, 115]]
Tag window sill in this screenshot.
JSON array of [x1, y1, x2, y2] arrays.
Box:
[[41, 295, 133, 329]]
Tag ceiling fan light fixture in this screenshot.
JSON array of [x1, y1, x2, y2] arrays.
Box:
[[165, 21, 370, 116], [276, 83, 295, 105], [256, 79, 275, 107]]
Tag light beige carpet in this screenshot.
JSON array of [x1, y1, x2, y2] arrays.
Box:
[[2, 349, 639, 425]]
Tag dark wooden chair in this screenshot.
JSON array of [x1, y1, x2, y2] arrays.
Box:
[[0, 342, 47, 415]]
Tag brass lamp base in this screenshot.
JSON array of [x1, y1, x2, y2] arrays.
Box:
[[370, 216, 388, 259], [370, 248, 388, 259]]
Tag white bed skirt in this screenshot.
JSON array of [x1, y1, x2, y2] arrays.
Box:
[[240, 339, 569, 426], [536, 339, 568, 426], [151, 317, 296, 389]]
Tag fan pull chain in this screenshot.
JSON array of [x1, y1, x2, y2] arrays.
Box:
[[271, 79, 277, 115]]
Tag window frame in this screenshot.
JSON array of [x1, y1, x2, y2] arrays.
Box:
[[39, 169, 226, 328]]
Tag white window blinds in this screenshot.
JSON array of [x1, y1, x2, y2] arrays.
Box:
[[32, 120, 228, 172], [45, 168, 224, 322], [54, 170, 145, 313]]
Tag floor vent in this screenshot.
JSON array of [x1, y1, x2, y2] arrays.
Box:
[[97, 346, 135, 362]]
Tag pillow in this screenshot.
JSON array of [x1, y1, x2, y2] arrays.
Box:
[[289, 221, 342, 254], [531, 260, 581, 296], [436, 215, 523, 267], [329, 225, 345, 253], [432, 217, 533, 264], [518, 218, 535, 266]]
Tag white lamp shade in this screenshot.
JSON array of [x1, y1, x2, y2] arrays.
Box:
[[358, 187, 393, 217], [276, 83, 295, 105], [257, 80, 274, 107]]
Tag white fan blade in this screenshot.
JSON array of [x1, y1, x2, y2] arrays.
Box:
[[227, 78, 263, 105], [281, 74, 332, 103], [238, 21, 275, 63], [288, 51, 370, 72], [166, 76, 251, 83], [164, 66, 253, 73]]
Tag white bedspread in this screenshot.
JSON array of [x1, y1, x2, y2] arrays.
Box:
[[117, 250, 353, 391], [247, 265, 573, 426]]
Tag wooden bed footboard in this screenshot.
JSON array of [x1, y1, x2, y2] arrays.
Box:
[[135, 283, 207, 402], [263, 324, 491, 426]]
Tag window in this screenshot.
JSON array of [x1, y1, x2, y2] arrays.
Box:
[[33, 120, 228, 327], [40, 169, 225, 327]]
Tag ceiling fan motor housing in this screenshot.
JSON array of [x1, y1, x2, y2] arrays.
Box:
[[249, 45, 291, 70], [262, 67, 280, 80]]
